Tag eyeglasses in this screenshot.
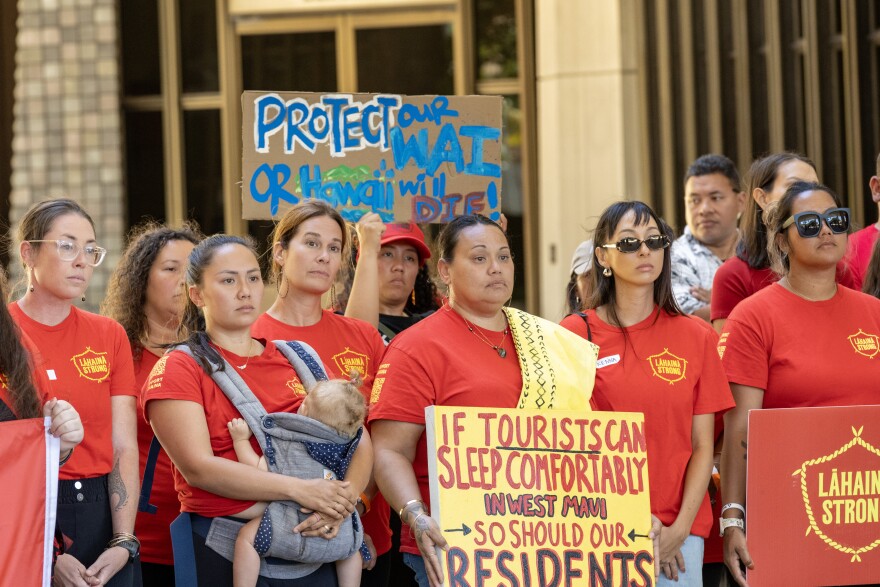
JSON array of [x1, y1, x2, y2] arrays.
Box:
[[28, 239, 107, 266], [601, 234, 670, 253], [782, 208, 850, 238]]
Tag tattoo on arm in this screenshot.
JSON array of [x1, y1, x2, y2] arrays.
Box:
[[109, 457, 129, 512], [741, 440, 748, 460]]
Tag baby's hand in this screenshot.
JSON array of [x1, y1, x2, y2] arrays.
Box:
[[228, 418, 252, 442]]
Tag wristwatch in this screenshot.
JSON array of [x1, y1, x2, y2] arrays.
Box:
[[113, 539, 140, 562]]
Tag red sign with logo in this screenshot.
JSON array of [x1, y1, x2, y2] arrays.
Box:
[[747, 406, 880, 586]]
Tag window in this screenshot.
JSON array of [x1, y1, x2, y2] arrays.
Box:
[[639, 0, 880, 228]]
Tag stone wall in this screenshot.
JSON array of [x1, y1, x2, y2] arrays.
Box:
[[10, 0, 123, 307]]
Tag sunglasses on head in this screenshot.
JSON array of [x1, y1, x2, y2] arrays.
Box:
[[782, 207, 850, 238], [601, 234, 671, 253]]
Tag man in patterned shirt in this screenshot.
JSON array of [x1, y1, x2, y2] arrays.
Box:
[[672, 154, 746, 321]]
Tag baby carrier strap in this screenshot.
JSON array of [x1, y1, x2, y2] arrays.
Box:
[[171, 340, 328, 470]]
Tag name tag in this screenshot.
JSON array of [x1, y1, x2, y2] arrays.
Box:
[[46, 369, 57, 381], [596, 354, 620, 369]]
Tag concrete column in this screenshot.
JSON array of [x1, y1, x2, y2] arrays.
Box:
[[536, 0, 646, 320], [10, 0, 124, 307]]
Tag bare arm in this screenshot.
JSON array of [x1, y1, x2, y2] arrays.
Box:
[[344, 213, 385, 326], [84, 395, 139, 584], [721, 383, 764, 587], [659, 413, 714, 579], [149, 399, 354, 519], [373, 419, 448, 587], [712, 318, 727, 334]]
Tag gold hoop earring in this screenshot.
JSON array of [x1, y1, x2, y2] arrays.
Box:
[[603, 266, 612, 277], [277, 277, 289, 299], [411, 290, 416, 305]]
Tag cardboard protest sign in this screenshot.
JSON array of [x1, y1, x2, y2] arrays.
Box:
[[747, 405, 880, 586], [425, 406, 655, 587], [241, 92, 502, 222]]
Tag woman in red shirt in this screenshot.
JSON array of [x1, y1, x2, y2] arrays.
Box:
[[252, 201, 392, 586], [561, 201, 733, 586], [102, 222, 201, 586], [711, 153, 819, 332], [13, 198, 139, 587], [719, 182, 880, 586], [144, 234, 369, 586]]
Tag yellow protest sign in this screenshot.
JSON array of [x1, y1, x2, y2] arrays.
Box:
[[425, 406, 654, 586]]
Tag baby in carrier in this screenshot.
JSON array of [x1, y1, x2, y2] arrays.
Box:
[[228, 378, 367, 587]]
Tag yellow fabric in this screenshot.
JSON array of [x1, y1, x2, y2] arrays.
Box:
[[503, 307, 598, 412]]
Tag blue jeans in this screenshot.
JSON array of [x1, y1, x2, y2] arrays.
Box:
[[657, 534, 705, 587], [402, 553, 430, 587]]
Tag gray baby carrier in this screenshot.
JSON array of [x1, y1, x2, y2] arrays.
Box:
[[174, 340, 363, 567]]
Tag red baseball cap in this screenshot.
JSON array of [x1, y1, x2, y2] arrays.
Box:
[[380, 223, 432, 267]]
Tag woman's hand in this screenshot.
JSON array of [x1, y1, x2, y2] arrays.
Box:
[[408, 510, 448, 587], [648, 514, 662, 578], [294, 510, 343, 539], [293, 478, 355, 519], [723, 527, 753, 587], [44, 399, 84, 454], [83, 547, 129, 585], [658, 521, 687, 581], [53, 554, 99, 587]]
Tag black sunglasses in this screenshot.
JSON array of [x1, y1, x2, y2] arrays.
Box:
[[782, 207, 850, 238], [601, 234, 671, 253]]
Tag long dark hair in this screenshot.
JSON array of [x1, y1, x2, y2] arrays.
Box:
[[0, 271, 41, 418], [177, 234, 259, 375], [738, 153, 816, 269], [565, 272, 582, 314], [589, 201, 681, 327], [405, 265, 440, 314], [101, 221, 201, 361]]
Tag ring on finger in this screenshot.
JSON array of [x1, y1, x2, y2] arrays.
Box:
[[323, 525, 332, 534]]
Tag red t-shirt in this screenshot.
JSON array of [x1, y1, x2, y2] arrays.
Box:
[[560, 309, 734, 538], [134, 350, 178, 565], [0, 331, 51, 417], [710, 257, 777, 322], [252, 310, 392, 556], [844, 224, 880, 291], [711, 256, 857, 321], [720, 283, 880, 408], [368, 305, 523, 555], [143, 340, 308, 517], [9, 304, 136, 480]]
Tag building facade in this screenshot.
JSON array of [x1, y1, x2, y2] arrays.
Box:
[[3, 0, 880, 318]]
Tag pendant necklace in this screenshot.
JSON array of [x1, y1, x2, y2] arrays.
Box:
[[222, 339, 256, 370], [461, 315, 509, 358]]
